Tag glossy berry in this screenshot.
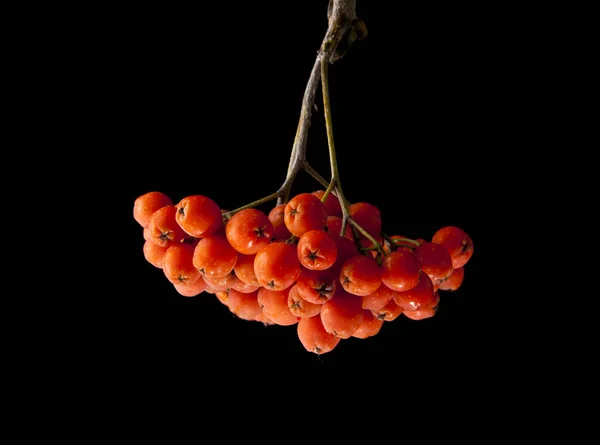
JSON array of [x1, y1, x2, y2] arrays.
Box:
[[226, 208, 274, 255], [352, 309, 384, 339], [414, 241, 453, 285], [162, 243, 201, 286], [402, 291, 440, 320], [362, 283, 396, 311], [284, 193, 328, 237], [339, 254, 382, 296], [312, 190, 343, 218], [147, 205, 187, 248], [143, 239, 167, 268], [393, 272, 436, 312], [438, 266, 465, 291], [297, 229, 338, 270], [325, 216, 353, 240], [254, 242, 301, 291], [268, 204, 292, 241], [173, 276, 207, 297], [320, 288, 364, 338], [192, 234, 238, 278], [371, 299, 403, 322], [175, 195, 223, 238], [297, 315, 341, 355], [431, 226, 474, 269], [287, 284, 322, 318], [227, 288, 262, 321], [349, 202, 381, 239], [257, 287, 300, 326], [295, 268, 336, 304], [381, 250, 421, 292], [134, 191, 173, 228]]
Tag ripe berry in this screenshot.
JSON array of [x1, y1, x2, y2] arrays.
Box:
[[147, 205, 187, 248], [297, 315, 341, 355], [393, 272, 436, 312], [320, 288, 364, 339], [438, 266, 465, 291], [371, 299, 403, 322], [352, 309, 384, 339], [226, 208, 274, 255], [287, 284, 322, 318], [143, 239, 167, 268], [297, 229, 338, 270], [175, 195, 222, 238], [381, 250, 421, 292], [133, 191, 173, 228], [173, 276, 207, 297], [268, 204, 292, 241], [192, 234, 238, 278], [295, 269, 336, 304], [325, 216, 353, 240], [254, 242, 301, 291], [227, 288, 262, 321], [402, 291, 440, 320], [362, 283, 396, 311], [162, 243, 201, 286], [257, 287, 300, 326], [414, 241, 453, 284], [284, 193, 328, 237], [312, 190, 343, 218], [431, 226, 474, 269], [339, 254, 382, 296], [349, 202, 381, 239]]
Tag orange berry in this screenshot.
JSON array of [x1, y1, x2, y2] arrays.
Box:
[[133, 191, 173, 228]]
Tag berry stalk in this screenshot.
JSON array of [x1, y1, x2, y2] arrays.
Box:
[[276, 0, 358, 207], [320, 59, 385, 261], [222, 190, 283, 221]]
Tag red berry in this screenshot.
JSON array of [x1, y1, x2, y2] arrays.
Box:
[[147, 205, 187, 248], [414, 241, 453, 285], [297, 315, 341, 355], [254, 242, 301, 291], [320, 288, 364, 339], [431, 226, 474, 269], [339, 254, 382, 296], [438, 266, 465, 291], [349, 202, 381, 239], [175, 195, 223, 238], [297, 229, 338, 270], [284, 193, 328, 237], [225, 208, 274, 255], [393, 273, 437, 312], [133, 191, 173, 228], [381, 250, 421, 292]]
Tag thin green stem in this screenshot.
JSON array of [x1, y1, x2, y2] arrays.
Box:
[[222, 190, 283, 220], [303, 163, 332, 190], [320, 58, 385, 261], [321, 179, 337, 203], [321, 61, 341, 196], [382, 233, 421, 248]]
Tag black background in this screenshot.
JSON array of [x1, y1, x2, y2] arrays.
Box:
[[104, 0, 523, 412]]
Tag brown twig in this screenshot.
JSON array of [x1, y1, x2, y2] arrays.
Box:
[[276, 0, 358, 206]]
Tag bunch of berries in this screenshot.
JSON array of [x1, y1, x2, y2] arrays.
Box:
[[134, 190, 474, 355]]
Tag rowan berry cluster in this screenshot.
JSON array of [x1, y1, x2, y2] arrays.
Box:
[[134, 189, 474, 355]]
